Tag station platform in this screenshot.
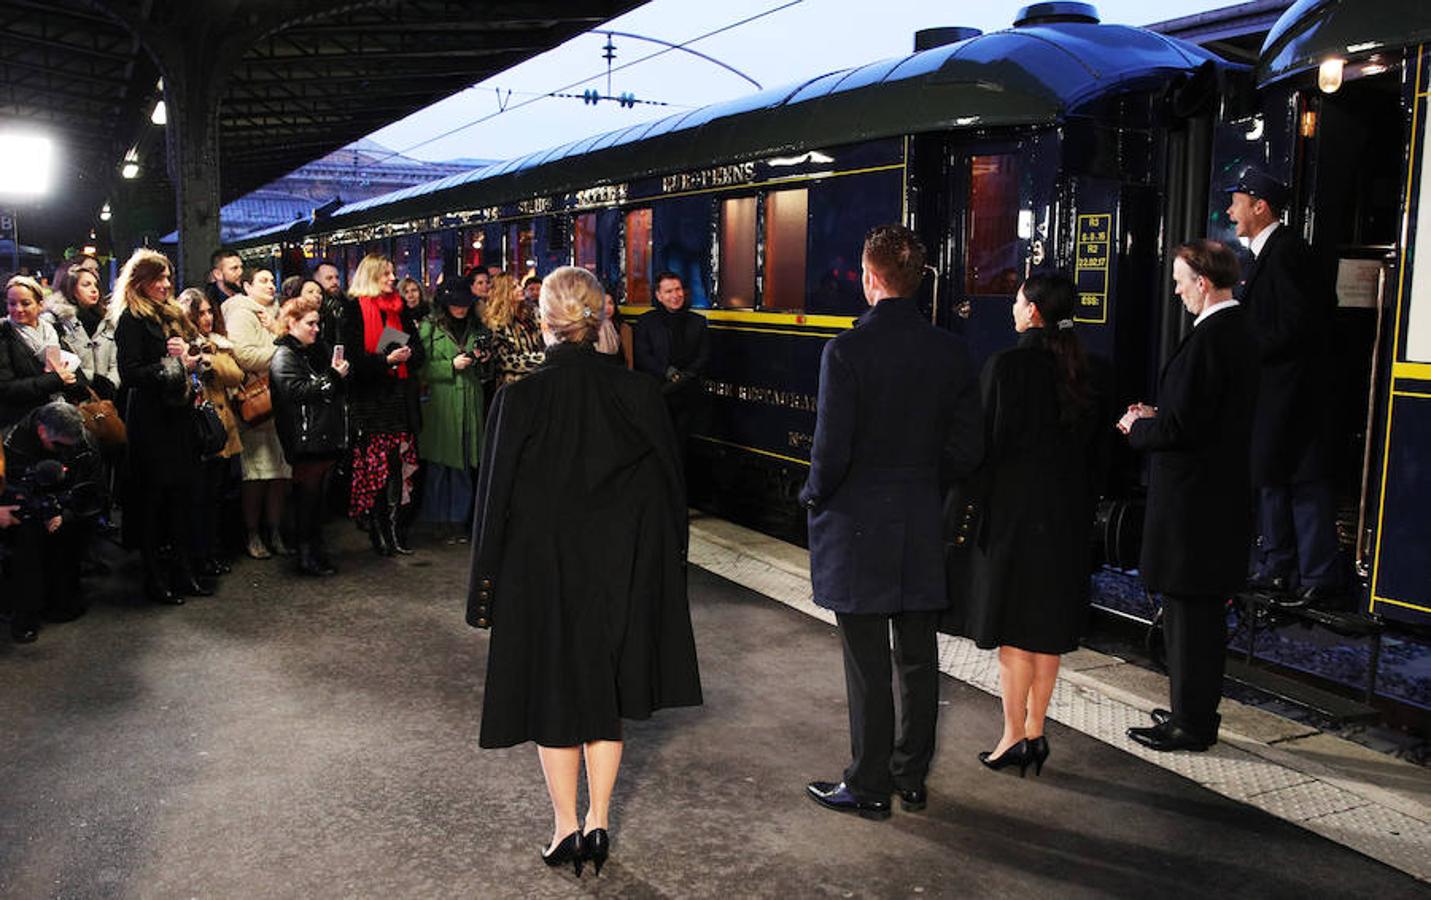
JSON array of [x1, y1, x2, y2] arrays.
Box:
[[0, 520, 1426, 897]]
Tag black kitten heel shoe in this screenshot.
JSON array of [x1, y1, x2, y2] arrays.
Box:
[[978, 739, 1031, 777], [584, 828, 610, 876], [542, 831, 585, 876], [1028, 735, 1050, 776]]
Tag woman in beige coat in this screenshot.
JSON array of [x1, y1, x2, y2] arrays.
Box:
[[222, 267, 293, 559], [180, 288, 244, 576]]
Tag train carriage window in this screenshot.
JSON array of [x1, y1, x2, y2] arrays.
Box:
[[536, 216, 569, 276], [460, 228, 483, 275], [763, 188, 808, 311], [806, 171, 902, 316], [508, 221, 535, 280], [573, 213, 598, 272], [965, 155, 1022, 295], [424, 230, 454, 289], [653, 196, 713, 307], [718, 197, 757, 309], [341, 245, 359, 286], [393, 234, 421, 282], [624, 208, 653, 305]]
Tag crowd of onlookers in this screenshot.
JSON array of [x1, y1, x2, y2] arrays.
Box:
[[1, 244, 708, 644]]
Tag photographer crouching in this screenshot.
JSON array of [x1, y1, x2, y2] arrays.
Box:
[[1, 401, 105, 643]]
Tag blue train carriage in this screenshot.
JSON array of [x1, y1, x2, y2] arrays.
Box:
[[1231, 0, 1431, 627], [229, 2, 1227, 536]]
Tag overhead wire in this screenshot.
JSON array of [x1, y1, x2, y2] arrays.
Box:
[[368, 0, 804, 164]]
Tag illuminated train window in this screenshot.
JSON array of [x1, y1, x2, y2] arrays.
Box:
[[508, 221, 535, 280], [393, 234, 421, 282], [718, 197, 757, 309], [763, 188, 808, 311], [966, 154, 1022, 296], [573, 213, 598, 272], [625, 208, 653, 305]]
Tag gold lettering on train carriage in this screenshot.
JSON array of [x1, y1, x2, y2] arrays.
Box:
[[516, 196, 554, 215], [700, 378, 816, 413], [662, 162, 758, 194], [569, 185, 628, 208], [1074, 212, 1111, 325]]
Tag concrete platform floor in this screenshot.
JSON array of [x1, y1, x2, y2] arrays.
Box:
[[0, 530, 1424, 899]]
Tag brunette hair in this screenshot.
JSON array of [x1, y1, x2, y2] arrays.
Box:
[[179, 286, 227, 336], [540, 266, 602, 344], [59, 265, 102, 308], [862, 225, 926, 298], [1174, 240, 1241, 290], [280, 275, 306, 300], [278, 296, 322, 330], [348, 253, 393, 298], [114, 248, 193, 339], [1020, 271, 1091, 426]]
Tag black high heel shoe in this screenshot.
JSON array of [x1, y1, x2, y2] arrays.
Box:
[[542, 831, 584, 876], [1028, 735, 1049, 776], [584, 828, 610, 876], [978, 739, 1031, 777]]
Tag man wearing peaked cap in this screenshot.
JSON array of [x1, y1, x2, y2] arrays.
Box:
[[1224, 167, 1341, 607]]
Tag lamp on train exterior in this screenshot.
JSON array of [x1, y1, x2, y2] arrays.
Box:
[[1318, 57, 1344, 92]]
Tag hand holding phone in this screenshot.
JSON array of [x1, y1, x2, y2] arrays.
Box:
[[332, 344, 345, 365]]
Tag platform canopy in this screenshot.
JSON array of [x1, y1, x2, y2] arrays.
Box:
[[0, 0, 644, 260]]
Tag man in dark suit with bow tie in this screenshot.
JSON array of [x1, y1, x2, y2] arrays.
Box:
[[1226, 169, 1341, 606], [1120, 240, 1259, 751], [801, 225, 982, 817]]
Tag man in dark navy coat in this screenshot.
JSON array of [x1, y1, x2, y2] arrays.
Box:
[[1226, 169, 1340, 605], [802, 225, 982, 818], [1120, 240, 1259, 752]]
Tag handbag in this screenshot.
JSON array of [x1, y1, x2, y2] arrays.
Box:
[[191, 401, 228, 458], [234, 373, 272, 426], [77, 386, 127, 449]]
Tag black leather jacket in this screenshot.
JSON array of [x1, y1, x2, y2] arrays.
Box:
[[269, 334, 348, 463]]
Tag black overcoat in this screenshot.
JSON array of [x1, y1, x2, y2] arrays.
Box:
[[340, 297, 426, 437], [1129, 306, 1260, 598], [0, 320, 90, 432], [799, 297, 983, 615], [961, 331, 1105, 654], [1238, 225, 1334, 485], [114, 310, 199, 486], [468, 342, 702, 749]]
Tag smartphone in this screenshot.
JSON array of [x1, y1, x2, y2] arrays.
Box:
[[332, 344, 345, 364]]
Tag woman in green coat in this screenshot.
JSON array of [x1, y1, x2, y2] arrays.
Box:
[[417, 284, 493, 540]]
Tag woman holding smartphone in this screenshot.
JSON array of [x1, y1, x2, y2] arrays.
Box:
[[270, 296, 350, 575]]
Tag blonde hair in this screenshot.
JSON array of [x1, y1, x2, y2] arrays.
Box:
[[397, 275, 425, 304], [482, 272, 523, 329], [278, 296, 321, 331], [539, 266, 602, 344], [348, 253, 393, 298], [5, 274, 46, 306], [114, 248, 193, 339]]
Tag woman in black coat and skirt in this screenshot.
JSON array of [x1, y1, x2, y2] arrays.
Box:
[[341, 253, 425, 556], [467, 266, 701, 877], [113, 249, 207, 604], [962, 272, 1103, 776], [270, 296, 350, 576]]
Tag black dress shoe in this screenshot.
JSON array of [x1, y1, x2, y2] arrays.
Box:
[[173, 576, 214, 598], [11, 623, 39, 644], [897, 788, 927, 812], [541, 831, 584, 876], [1248, 572, 1291, 592], [1127, 721, 1214, 752], [806, 781, 891, 820], [1151, 708, 1172, 727], [146, 579, 184, 605], [1297, 584, 1344, 605], [583, 827, 610, 876]]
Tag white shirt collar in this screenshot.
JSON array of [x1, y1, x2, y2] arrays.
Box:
[[1194, 298, 1239, 328], [1249, 220, 1280, 258]]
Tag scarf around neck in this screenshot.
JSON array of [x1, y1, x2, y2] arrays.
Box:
[[359, 292, 408, 379]]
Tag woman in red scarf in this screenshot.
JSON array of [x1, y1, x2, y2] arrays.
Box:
[[341, 253, 426, 555]]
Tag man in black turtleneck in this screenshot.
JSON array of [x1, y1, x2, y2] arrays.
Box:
[[632, 272, 709, 448]]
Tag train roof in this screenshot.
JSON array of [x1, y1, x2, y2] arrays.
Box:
[[1258, 0, 1431, 86], [236, 19, 1225, 243]]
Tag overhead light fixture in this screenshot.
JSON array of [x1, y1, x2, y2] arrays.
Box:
[[0, 131, 54, 196], [151, 100, 167, 126], [99, 202, 112, 222], [1319, 58, 1344, 93], [120, 146, 140, 179]]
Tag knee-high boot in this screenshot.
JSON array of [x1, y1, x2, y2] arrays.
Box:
[[381, 451, 414, 555]]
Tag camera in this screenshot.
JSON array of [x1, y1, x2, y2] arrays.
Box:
[[0, 458, 106, 526]]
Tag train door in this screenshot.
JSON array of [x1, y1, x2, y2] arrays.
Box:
[[1293, 69, 1407, 613]]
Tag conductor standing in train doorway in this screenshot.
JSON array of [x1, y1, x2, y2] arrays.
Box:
[[802, 225, 982, 819]]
